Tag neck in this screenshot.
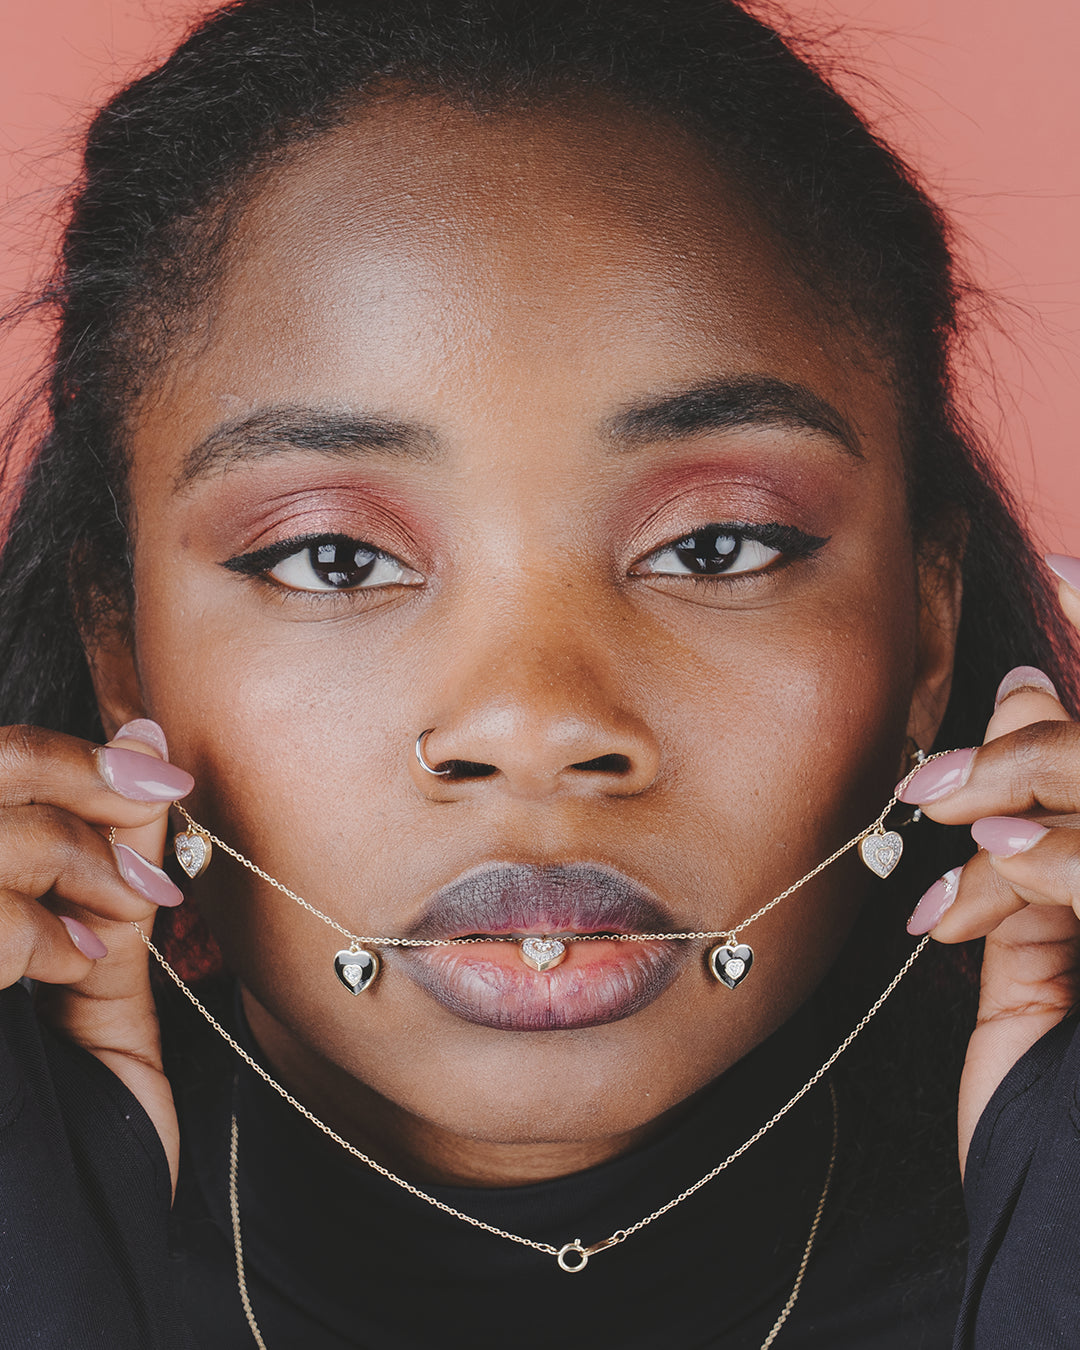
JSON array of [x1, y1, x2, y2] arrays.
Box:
[[241, 988, 691, 1187]]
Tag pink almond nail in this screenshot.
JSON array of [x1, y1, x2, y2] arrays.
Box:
[[95, 747, 193, 802], [896, 747, 977, 804], [971, 816, 1048, 858], [60, 916, 108, 959], [994, 666, 1059, 707], [113, 719, 169, 759], [1046, 553, 1080, 591], [113, 843, 185, 907], [907, 869, 962, 935]]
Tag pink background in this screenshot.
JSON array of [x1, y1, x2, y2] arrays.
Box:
[[2, 0, 1077, 553]]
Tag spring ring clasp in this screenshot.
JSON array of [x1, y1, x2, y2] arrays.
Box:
[[556, 1231, 627, 1273]]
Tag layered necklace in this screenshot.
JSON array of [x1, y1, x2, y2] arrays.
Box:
[[134, 750, 943, 1344]]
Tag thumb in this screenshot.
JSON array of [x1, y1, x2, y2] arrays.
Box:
[[109, 717, 172, 867], [958, 667, 1079, 1172], [35, 718, 180, 1188], [981, 665, 1070, 744]]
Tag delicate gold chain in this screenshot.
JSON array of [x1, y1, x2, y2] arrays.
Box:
[[228, 1110, 268, 1350], [761, 1078, 838, 1349], [135, 926, 927, 1267], [226, 1079, 839, 1350], [173, 751, 941, 953]]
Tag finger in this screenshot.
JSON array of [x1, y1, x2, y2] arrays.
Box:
[[985, 667, 1070, 741], [0, 802, 182, 920], [973, 815, 1080, 916], [917, 818, 1080, 942], [959, 902, 1080, 1170], [898, 720, 1079, 824], [0, 888, 100, 987], [107, 722, 174, 872], [0, 722, 193, 826], [1046, 553, 1080, 630], [908, 852, 1024, 941]]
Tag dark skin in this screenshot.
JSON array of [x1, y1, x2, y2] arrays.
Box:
[[3, 93, 1077, 1198]]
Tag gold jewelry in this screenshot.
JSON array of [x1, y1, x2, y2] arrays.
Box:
[[519, 936, 567, 971], [226, 1079, 840, 1348], [169, 748, 944, 996], [135, 919, 926, 1272], [174, 828, 212, 878]]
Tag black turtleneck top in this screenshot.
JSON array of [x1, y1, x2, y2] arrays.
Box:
[[0, 975, 1077, 1349]]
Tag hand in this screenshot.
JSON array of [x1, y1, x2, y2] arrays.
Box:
[[899, 557, 1080, 1174], [0, 720, 193, 1190]]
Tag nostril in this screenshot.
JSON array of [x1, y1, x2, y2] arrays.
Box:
[[441, 759, 499, 780], [570, 753, 632, 775]]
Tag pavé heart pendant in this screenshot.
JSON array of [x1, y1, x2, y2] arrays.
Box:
[[859, 829, 904, 879], [174, 829, 212, 878], [519, 936, 568, 972], [334, 947, 381, 994]]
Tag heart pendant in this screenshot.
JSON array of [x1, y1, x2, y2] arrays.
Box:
[[520, 936, 567, 972], [334, 948, 380, 994], [859, 830, 904, 879], [708, 942, 754, 989], [173, 831, 211, 879]]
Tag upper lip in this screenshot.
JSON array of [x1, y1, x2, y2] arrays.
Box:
[[404, 861, 676, 941]]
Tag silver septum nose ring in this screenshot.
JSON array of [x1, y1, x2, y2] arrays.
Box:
[[415, 728, 453, 777]]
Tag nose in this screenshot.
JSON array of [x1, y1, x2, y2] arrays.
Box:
[[409, 610, 661, 801]]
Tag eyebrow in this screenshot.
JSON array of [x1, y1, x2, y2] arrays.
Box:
[[605, 376, 863, 459], [175, 408, 440, 488], [175, 374, 861, 489]]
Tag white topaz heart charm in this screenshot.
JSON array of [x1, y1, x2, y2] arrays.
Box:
[[708, 942, 753, 989], [519, 936, 567, 972], [859, 830, 904, 879], [334, 948, 380, 994], [173, 831, 211, 879]]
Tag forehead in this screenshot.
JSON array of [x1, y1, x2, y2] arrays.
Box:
[[138, 91, 900, 465]]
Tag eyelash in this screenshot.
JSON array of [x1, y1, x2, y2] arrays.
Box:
[[222, 521, 826, 597], [223, 533, 421, 594], [633, 521, 828, 582]]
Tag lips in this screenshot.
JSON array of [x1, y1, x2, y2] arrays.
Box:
[[396, 863, 688, 1031]]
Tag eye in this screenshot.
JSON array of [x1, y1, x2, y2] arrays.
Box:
[[634, 522, 824, 580], [224, 534, 423, 593]]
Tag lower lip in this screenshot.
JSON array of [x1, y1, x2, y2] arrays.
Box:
[[398, 937, 686, 1031]]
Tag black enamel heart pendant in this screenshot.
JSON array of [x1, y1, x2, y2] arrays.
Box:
[[708, 942, 753, 989], [334, 948, 380, 994]]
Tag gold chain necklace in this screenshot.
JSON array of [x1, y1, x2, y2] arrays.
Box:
[[172, 749, 936, 991], [137, 930, 926, 1271], [226, 1080, 839, 1350], [135, 754, 938, 1331]]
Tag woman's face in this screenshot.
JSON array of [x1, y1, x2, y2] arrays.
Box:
[[103, 93, 954, 1174]]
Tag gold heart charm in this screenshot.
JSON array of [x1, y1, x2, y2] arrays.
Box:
[[334, 948, 380, 994], [859, 830, 904, 879], [519, 936, 567, 972], [173, 831, 211, 879], [708, 942, 753, 989]]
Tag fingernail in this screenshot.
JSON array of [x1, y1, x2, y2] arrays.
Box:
[[60, 916, 108, 959], [112, 719, 169, 759], [907, 868, 962, 935], [896, 747, 977, 803], [94, 747, 193, 802], [994, 665, 1059, 706], [971, 816, 1048, 858], [113, 842, 185, 907], [1046, 554, 1080, 590]]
